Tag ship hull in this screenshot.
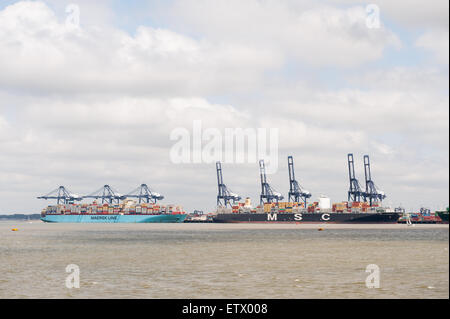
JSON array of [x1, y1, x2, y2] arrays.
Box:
[[213, 212, 400, 223], [41, 214, 187, 223], [437, 212, 449, 224]]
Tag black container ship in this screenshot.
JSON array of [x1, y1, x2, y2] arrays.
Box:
[[213, 201, 400, 224], [213, 212, 400, 224], [212, 155, 401, 224]]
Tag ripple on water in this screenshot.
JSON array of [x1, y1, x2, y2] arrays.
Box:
[[0, 222, 448, 298]]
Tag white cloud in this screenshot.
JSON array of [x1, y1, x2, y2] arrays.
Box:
[[349, 66, 449, 91], [416, 29, 449, 65], [0, 1, 448, 213], [165, 0, 401, 67], [0, 1, 281, 96], [0, 115, 10, 142]]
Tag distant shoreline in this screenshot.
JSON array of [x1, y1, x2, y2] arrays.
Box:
[[0, 214, 41, 220]]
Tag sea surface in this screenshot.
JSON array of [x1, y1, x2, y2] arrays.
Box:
[[0, 221, 448, 299]]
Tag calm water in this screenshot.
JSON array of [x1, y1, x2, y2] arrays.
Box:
[[0, 222, 448, 299]]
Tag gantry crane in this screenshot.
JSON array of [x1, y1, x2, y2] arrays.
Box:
[[287, 156, 311, 205], [347, 153, 364, 202], [83, 185, 125, 204], [124, 184, 164, 204], [363, 155, 386, 205], [259, 159, 284, 204], [37, 186, 82, 205], [216, 161, 241, 207]]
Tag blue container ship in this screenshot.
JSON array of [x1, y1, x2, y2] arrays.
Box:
[[41, 213, 186, 223], [39, 185, 187, 223], [40, 199, 187, 223]]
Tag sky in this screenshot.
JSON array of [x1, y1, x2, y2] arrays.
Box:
[[0, 0, 448, 214]]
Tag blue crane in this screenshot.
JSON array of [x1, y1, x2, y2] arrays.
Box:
[[287, 156, 311, 205], [363, 155, 386, 205], [216, 161, 241, 207], [83, 185, 125, 204], [347, 153, 364, 202], [125, 184, 164, 204], [259, 159, 284, 205], [37, 186, 82, 205]]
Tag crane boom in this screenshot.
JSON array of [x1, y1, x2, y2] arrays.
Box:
[[216, 162, 241, 207], [288, 156, 311, 205], [363, 155, 386, 205], [37, 186, 82, 205], [83, 185, 125, 204], [347, 153, 364, 202], [125, 184, 164, 204], [259, 159, 284, 204]]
